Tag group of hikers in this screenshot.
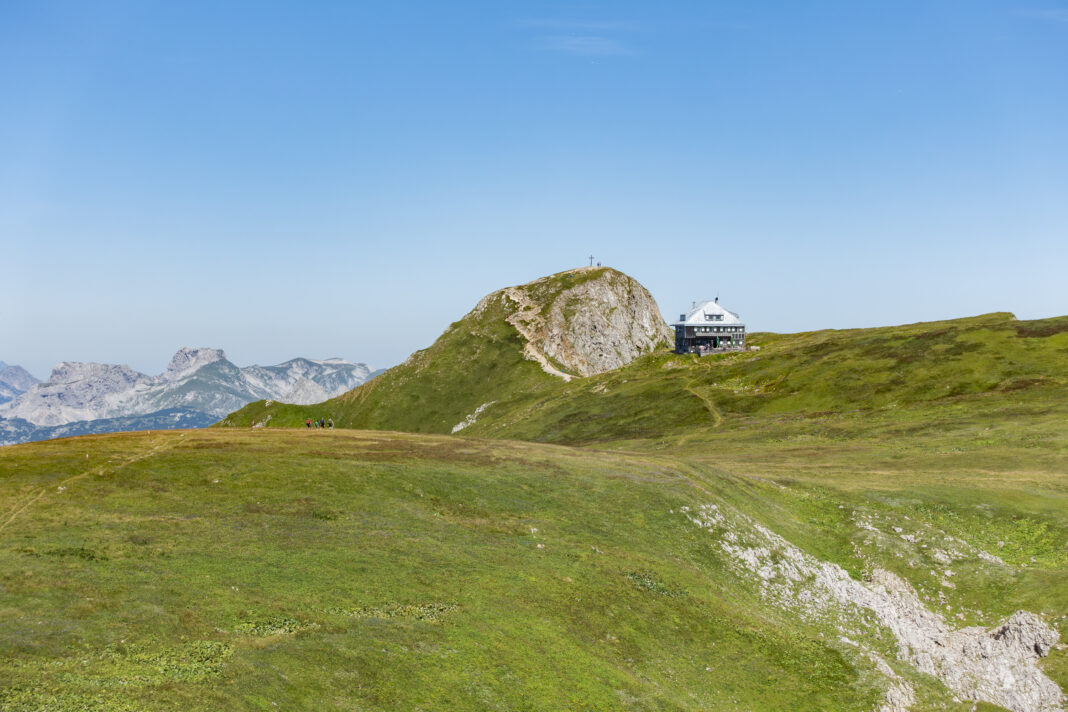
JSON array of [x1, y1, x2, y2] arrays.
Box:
[[306, 417, 333, 429]]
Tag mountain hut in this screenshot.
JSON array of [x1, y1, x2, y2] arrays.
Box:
[[672, 299, 746, 354]]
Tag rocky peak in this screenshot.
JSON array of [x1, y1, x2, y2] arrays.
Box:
[[165, 347, 227, 378], [493, 267, 672, 379], [48, 361, 147, 386], [0, 348, 374, 432], [0, 363, 40, 392]]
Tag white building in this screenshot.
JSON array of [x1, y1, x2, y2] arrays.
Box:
[[672, 299, 746, 354]]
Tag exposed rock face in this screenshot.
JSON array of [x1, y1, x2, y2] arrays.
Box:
[[993, 611, 1059, 658], [0, 349, 376, 432], [4, 362, 154, 425], [683, 503, 1065, 712], [164, 347, 227, 380], [493, 267, 671, 379], [242, 358, 376, 404], [0, 362, 41, 405], [0, 408, 219, 447], [0, 362, 39, 393]]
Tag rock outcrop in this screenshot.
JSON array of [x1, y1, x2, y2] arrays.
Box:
[[163, 347, 227, 380], [683, 503, 1065, 712], [226, 266, 671, 435], [486, 267, 671, 379]]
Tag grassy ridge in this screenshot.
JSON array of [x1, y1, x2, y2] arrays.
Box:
[[2, 427, 1065, 710], [0, 431, 879, 711], [464, 312, 1068, 443], [221, 274, 589, 434], [221, 266, 676, 435], [1, 422, 1064, 710], [5, 310, 1067, 709], [223, 312, 1068, 448]]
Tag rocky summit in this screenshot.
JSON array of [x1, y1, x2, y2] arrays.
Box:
[[0, 361, 40, 406], [494, 266, 672, 379], [163, 347, 228, 379], [222, 267, 673, 434]]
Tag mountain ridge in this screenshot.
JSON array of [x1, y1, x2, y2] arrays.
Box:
[[0, 362, 40, 405], [3, 271, 1066, 710], [221, 266, 1068, 451], [0, 407, 219, 446], [0, 348, 379, 440], [221, 267, 671, 433]]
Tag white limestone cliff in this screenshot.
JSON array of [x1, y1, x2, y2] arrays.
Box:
[[0, 349, 375, 427]]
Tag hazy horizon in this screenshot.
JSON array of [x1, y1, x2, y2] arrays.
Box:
[[4, 1, 1066, 379]]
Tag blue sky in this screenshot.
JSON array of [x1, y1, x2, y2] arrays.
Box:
[[2, 1, 1066, 378]]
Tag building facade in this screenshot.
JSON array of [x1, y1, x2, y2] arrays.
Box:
[[672, 299, 745, 354]]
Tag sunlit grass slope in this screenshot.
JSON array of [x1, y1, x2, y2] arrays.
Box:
[[1, 426, 1065, 711], [7, 311, 1068, 709], [464, 312, 1068, 445], [221, 270, 621, 434], [223, 312, 1068, 447]]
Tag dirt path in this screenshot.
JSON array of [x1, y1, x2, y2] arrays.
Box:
[[685, 384, 723, 428], [0, 432, 187, 535], [503, 287, 574, 382], [678, 355, 733, 438]]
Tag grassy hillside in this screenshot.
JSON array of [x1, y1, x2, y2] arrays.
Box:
[[1, 425, 1064, 711], [223, 286, 556, 434], [222, 267, 667, 435], [6, 308, 1067, 709], [223, 312, 1068, 450], [460, 312, 1068, 443]]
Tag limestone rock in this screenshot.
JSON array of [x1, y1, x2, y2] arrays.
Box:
[[0, 350, 375, 429], [682, 503, 1065, 712], [992, 610, 1059, 658], [492, 267, 671, 379]]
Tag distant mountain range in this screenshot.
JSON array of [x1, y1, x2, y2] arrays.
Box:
[[0, 348, 381, 446], [0, 360, 41, 406], [0, 408, 220, 447]]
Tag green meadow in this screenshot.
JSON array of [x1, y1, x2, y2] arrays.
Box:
[[3, 311, 1067, 710]]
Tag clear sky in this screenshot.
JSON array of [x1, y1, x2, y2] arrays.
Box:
[[3, 1, 1066, 379]]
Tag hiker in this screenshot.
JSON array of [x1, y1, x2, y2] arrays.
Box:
[[319, 418, 326, 429], [328, 418, 334, 429], [306, 418, 311, 429]]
